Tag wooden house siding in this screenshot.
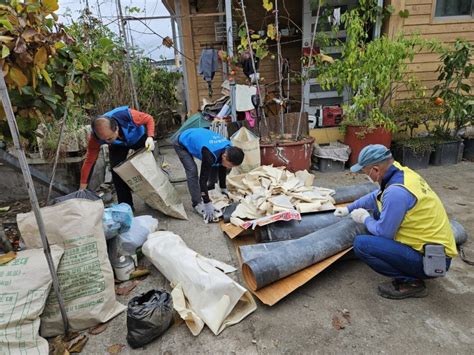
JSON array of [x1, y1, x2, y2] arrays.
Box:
[[385, 0, 474, 101], [168, 0, 303, 113]]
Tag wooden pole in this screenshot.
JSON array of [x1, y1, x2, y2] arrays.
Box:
[[0, 73, 70, 334]]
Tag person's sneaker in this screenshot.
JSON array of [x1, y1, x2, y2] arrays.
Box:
[[378, 279, 428, 300], [194, 203, 206, 218]]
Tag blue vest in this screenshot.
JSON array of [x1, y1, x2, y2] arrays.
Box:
[[179, 128, 230, 164], [93, 106, 145, 146]]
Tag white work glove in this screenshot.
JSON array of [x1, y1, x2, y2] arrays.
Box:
[[351, 208, 370, 224], [334, 207, 349, 217], [145, 137, 155, 152], [203, 202, 216, 223]]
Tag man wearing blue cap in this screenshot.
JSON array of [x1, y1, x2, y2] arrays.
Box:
[[334, 144, 457, 299]]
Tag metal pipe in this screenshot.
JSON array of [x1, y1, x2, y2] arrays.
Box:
[[0, 73, 70, 333], [116, 0, 140, 110], [225, 0, 233, 58], [274, 0, 284, 137], [174, 0, 190, 113], [239, 0, 268, 134], [296, 0, 322, 140], [242, 218, 368, 290]]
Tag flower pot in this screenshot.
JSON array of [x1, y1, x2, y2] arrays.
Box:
[[260, 137, 315, 172], [463, 138, 474, 161], [430, 141, 462, 166], [344, 126, 392, 166], [392, 144, 431, 170]]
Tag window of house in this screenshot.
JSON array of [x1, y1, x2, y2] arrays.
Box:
[[435, 0, 473, 18]]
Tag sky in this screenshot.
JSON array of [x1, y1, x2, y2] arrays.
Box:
[[57, 0, 176, 61]]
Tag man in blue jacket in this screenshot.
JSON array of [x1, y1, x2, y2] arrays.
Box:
[[173, 128, 244, 222]]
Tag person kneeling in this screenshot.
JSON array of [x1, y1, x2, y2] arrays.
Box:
[[334, 145, 457, 299]]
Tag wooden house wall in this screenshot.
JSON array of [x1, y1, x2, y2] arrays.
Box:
[[385, 0, 474, 101], [176, 0, 304, 113]]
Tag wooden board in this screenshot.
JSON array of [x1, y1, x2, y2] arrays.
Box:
[[231, 232, 352, 306]]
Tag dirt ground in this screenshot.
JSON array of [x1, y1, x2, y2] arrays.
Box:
[[4, 147, 473, 354]]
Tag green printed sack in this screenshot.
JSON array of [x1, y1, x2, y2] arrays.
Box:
[[0, 246, 63, 354], [17, 199, 126, 337]]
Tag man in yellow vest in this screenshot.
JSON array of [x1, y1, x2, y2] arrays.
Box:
[[334, 145, 457, 299]]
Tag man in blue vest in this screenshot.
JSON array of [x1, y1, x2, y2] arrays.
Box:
[[334, 145, 457, 299], [173, 128, 244, 222], [80, 106, 155, 209]]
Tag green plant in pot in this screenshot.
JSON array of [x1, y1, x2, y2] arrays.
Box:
[[313, 0, 440, 165], [429, 39, 473, 165], [391, 100, 441, 169]]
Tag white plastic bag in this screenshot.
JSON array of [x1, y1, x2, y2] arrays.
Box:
[[118, 215, 159, 255]]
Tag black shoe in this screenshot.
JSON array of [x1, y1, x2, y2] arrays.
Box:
[[378, 279, 428, 300]]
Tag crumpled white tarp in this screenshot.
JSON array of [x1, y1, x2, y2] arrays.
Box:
[[142, 231, 256, 336], [226, 165, 335, 225], [313, 142, 351, 162]]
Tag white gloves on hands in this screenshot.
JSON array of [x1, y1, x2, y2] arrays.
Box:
[[145, 137, 155, 151], [351, 208, 370, 224], [334, 207, 349, 217]]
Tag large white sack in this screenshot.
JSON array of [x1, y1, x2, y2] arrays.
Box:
[[114, 150, 188, 220], [230, 127, 261, 174], [17, 199, 126, 337], [142, 231, 256, 336], [0, 246, 63, 354]]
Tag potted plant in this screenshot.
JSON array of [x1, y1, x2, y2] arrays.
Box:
[[431, 39, 473, 165], [315, 2, 439, 165], [391, 100, 440, 169]]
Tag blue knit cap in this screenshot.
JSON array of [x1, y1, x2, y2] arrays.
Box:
[[350, 144, 392, 173]]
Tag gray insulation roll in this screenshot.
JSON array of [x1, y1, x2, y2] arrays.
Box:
[[241, 219, 368, 291], [332, 182, 379, 204]]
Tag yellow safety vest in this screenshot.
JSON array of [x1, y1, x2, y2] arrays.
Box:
[[376, 162, 457, 258]]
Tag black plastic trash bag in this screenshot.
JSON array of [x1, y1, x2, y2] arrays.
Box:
[[52, 189, 101, 205], [126, 289, 173, 348]]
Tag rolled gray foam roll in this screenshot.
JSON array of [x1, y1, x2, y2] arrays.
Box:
[[241, 218, 367, 291], [332, 182, 379, 204]]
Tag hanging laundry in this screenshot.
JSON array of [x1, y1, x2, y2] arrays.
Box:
[[198, 49, 219, 98]]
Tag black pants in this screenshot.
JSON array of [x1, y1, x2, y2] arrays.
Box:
[[109, 134, 147, 209]]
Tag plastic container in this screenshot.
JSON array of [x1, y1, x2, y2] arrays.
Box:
[[344, 126, 392, 166], [463, 138, 474, 161], [260, 137, 315, 172], [317, 158, 345, 172], [392, 145, 431, 170], [430, 141, 462, 166]]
